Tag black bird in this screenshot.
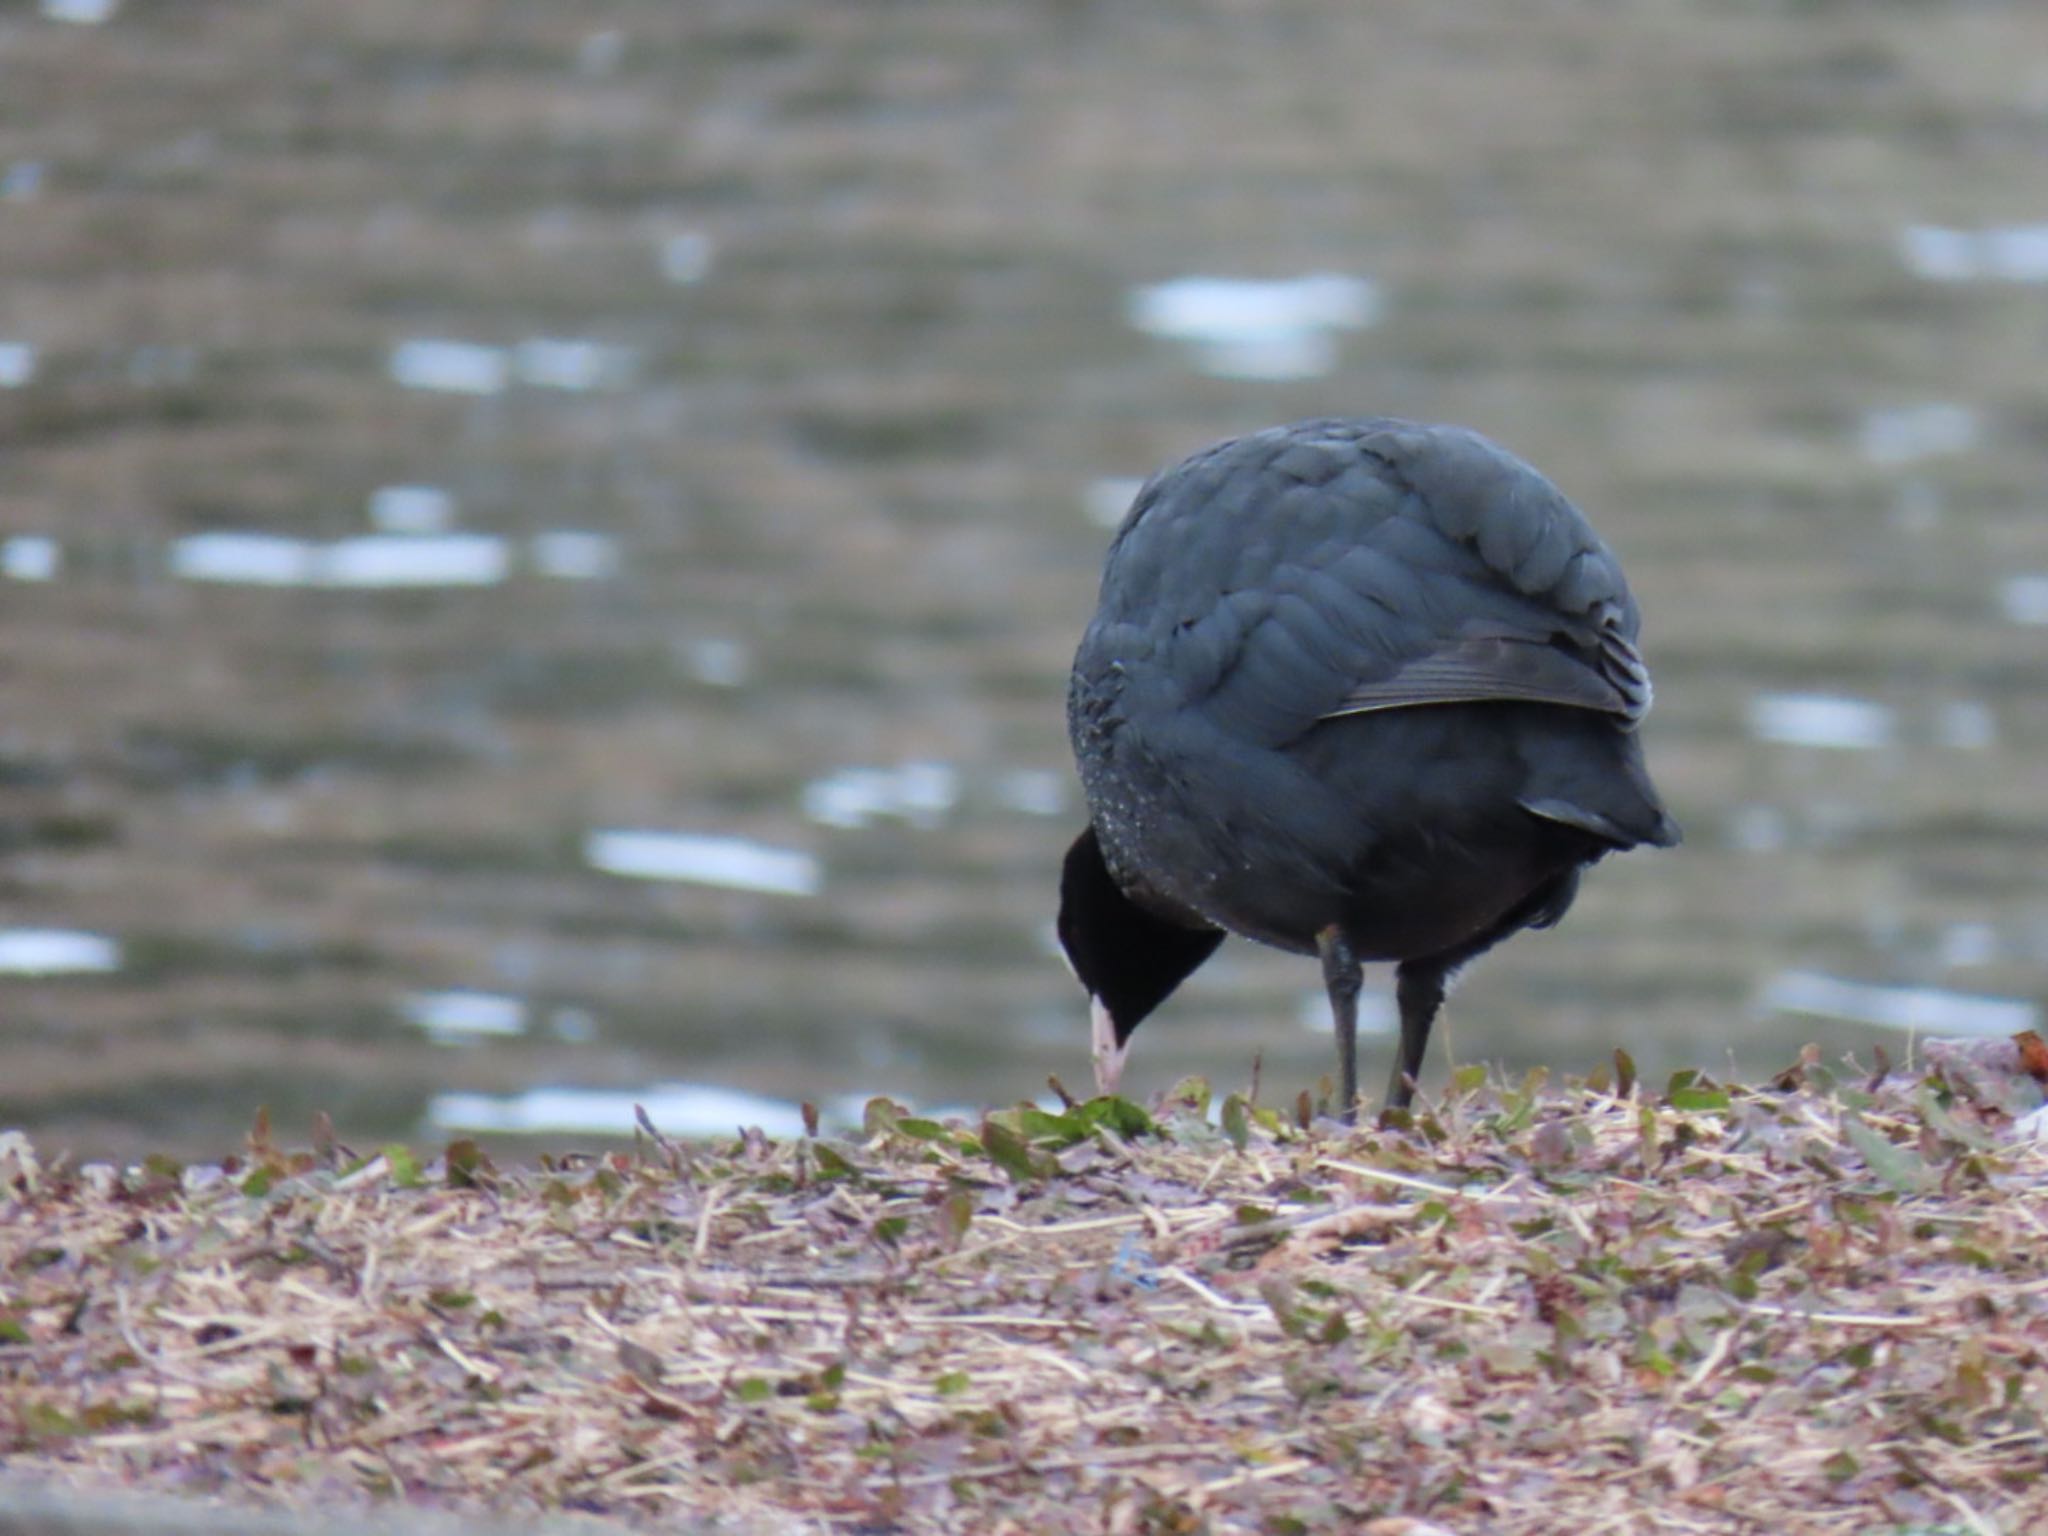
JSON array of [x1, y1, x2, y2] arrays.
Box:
[[1058, 418, 1678, 1115]]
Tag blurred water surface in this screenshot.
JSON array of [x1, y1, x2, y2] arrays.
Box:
[[1, 0, 2044, 1158]]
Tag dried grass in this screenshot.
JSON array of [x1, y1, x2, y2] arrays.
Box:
[[3, 1046, 2046, 1534]]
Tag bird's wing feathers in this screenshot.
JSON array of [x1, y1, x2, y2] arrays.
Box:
[[1328, 633, 1628, 717], [1105, 419, 1653, 745]]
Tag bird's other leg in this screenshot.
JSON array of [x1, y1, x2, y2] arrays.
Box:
[[1388, 959, 1449, 1111], [1315, 925, 1364, 1123], [1089, 996, 1129, 1098]]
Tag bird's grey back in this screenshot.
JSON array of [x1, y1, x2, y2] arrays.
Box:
[[1078, 419, 1654, 746]]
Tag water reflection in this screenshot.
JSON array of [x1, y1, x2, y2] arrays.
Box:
[[1083, 477, 1145, 529], [400, 989, 527, 1046], [1759, 971, 2037, 1039], [0, 162, 43, 200], [2001, 576, 2048, 626], [367, 485, 457, 535], [1900, 223, 2048, 284], [429, 1082, 822, 1139], [1748, 693, 1894, 752], [802, 761, 959, 830], [2, 536, 60, 582], [511, 338, 634, 394], [41, 0, 118, 24], [1857, 404, 1978, 468], [0, 343, 35, 388], [680, 638, 750, 688], [387, 339, 509, 396], [530, 531, 621, 582], [168, 532, 510, 589], [1126, 274, 1379, 381], [659, 231, 715, 285], [583, 830, 822, 897], [0, 930, 122, 976]]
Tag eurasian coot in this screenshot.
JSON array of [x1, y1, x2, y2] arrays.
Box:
[[1058, 418, 1678, 1115]]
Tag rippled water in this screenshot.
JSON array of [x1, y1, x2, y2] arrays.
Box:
[[1, 0, 2044, 1158]]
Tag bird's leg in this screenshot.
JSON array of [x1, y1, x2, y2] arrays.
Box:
[[1388, 960, 1448, 1110], [1089, 996, 1129, 1098], [1315, 925, 1364, 1123]]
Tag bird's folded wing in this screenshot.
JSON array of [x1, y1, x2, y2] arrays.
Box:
[[1325, 617, 1652, 723], [1323, 634, 1627, 718]]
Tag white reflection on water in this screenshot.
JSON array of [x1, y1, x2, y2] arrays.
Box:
[[321, 534, 508, 588], [530, 530, 620, 580], [1937, 923, 1997, 971], [2, 536, 60, 582], [802, 761, 959, 830], [1297, 987, 1396, 1037], [512, 338, 634, 392], [1759, 969, 2037, 1038], [2002, 575, 2048, 626], [1748, 692, 1893, 751], [1126, 273, 1379, 381], [0, 929, 121, 975], [170, 533, 313, 587], [994, 768, 1066, 818], [400, 989, 526, 1046], [1857, 403, 1978, 467], [1726, 804, 1788, 854], [1, 162, 43, 201], [576, 28, 625, 76], [368, 484, 456, 534], [428, 1082, 817, 1138], [41, 0, 119, 22], [1932, 699, 1997, 751], [682, 637, 749, 688], [1900, 223, 2048, 284], [585, 829, 821, 896], [1083, 477, 1145, 529], [0, 342, 35, 388], [660, 231, 714, 285], [169, 532, 509, 588], [388, 339, 509, 396]]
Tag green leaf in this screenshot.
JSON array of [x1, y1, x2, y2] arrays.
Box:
[[1821, 1450, 1858, 1484], [873, 1215, 909, 1247], [1450, 1064, 1488, 1096], [239, 1166, 276, 1198], [1017, 1106, 1083, 1146], [862, 1097, 905, 1136], [934, 1370, 970, 1397], [381, 1144, 423, 1188], [937, 1183, 974, 1242], [1165, 1076, 1211, 1115], [809, 1143, 858, 1180], [444, 1138, 491, 1189], [1078, 1095, 1156, 1140], [736, 1378, 772, 1403], [979, 1118, 1045, 1184], [1613, 1048, 1637, 1098], [1841, 1110, 1933, 1193], [1668, 1085, 1731, 1114], [1220, 1093, 1252, 1152], [893, 1117, 949, 1141]]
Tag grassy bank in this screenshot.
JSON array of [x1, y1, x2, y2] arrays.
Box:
[[3, 1048, 2045, 1535]]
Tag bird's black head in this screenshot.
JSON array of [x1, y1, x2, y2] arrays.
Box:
[[1058, 828, 1224, 1087]]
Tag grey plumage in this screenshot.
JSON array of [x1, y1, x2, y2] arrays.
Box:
[[1060, 417, 1678, 1114]]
